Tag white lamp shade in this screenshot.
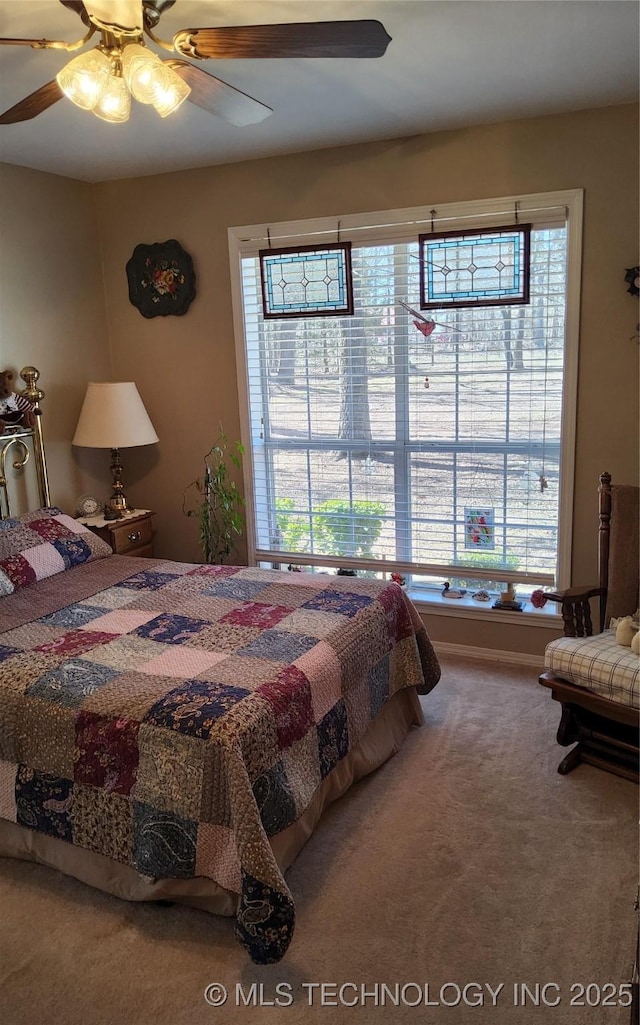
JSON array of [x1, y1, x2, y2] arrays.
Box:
[[72, 382, 159, 449]]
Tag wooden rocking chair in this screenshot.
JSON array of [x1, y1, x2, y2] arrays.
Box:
[[539, 472, 639, 782]]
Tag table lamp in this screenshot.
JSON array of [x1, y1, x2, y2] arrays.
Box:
[[72, 382, 158, 520]]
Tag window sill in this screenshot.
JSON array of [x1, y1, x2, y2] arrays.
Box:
[[406, 588, 562, 628]]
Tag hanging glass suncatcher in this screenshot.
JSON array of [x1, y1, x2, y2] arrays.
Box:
[[259, 242, 354, 319], [419, 223, 531, 310], [464, 508, 495, 550]]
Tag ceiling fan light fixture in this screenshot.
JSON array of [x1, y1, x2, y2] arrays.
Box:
[[92, 62, 131, 123], [121, 42, 164, 105], [151, 65, 191, 118], [56, 48, 111, 111], [2, 8, 391, 129]]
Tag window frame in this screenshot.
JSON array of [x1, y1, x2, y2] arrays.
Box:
[[228, 189, 583, 596]]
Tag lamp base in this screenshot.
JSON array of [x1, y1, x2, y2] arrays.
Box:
[[103, 447, 135, 520], [103, 495, 135, 521]]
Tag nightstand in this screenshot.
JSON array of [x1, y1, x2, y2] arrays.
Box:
[[78, 509, 155, 558]]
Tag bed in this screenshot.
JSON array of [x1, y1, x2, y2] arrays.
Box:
[[0, 371, 441, 964]]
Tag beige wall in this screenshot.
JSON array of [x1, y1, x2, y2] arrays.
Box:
[[92, 103, 638, 654], [2, 103, 637, 655], [0, 163, 112, 512]]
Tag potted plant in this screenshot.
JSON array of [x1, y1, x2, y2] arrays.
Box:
[[182, 428, 245, 564]]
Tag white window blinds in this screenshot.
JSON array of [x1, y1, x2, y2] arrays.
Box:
[[234, 197, 578, 588]]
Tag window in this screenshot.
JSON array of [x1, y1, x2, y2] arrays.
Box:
[[229, 192, 582, 599]]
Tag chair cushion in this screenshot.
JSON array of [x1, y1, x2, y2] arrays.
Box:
[[545, 631, 640, 709]]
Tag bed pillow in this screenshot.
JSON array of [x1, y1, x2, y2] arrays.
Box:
[[0, 506, 112, 596]]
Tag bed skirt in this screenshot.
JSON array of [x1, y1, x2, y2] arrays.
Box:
[[0, 687, 423, 916]]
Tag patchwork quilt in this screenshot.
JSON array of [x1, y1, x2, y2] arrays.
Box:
[[0, 559, 440, 962]]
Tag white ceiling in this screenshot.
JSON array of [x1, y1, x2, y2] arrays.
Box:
[[0, 0, 637, 183]]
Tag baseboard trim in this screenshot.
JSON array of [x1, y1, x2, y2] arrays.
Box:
[[433, 641, 543, 667]]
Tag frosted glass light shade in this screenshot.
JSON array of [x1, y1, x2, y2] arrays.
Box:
[[56, 48, 110, 111], [152, 64, 191, 117], [73, 382, 159, 449], [121, 43, 164, 104], [93, 71, 131, 123]]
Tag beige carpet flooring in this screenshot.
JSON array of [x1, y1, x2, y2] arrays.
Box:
[[0, 656, 637, 1025]]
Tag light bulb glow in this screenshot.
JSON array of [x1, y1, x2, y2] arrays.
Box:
[[56, 49, 110, 111], [151, 64, 190, 117], [93, 71, 131, 123], [121, 42, 164, 104], [57, 43, 190, 123]]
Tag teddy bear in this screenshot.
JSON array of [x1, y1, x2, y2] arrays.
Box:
[[0, 370, 36, 434], [612, 614, 640, 654]]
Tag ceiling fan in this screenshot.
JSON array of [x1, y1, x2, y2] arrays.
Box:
[[0, 0, 391, 126]]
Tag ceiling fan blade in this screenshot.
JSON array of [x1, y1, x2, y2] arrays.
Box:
[[0, 81, 64, 125], [167, 60, 273, 126], [0, 37, 62, 47], [2, 1, 94, 49], [173, 20, 392, 61]]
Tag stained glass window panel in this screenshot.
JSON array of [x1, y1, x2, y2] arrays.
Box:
[[260, 242, 353, 319], [419, 224, 530, 310]]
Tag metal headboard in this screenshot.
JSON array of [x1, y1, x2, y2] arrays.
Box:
[[0, 366, 50, 519]]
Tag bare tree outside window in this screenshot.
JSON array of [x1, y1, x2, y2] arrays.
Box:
[[338, 312, 371, 459]]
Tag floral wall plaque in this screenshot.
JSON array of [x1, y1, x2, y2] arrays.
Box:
[[126, 239, 196, 318]]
